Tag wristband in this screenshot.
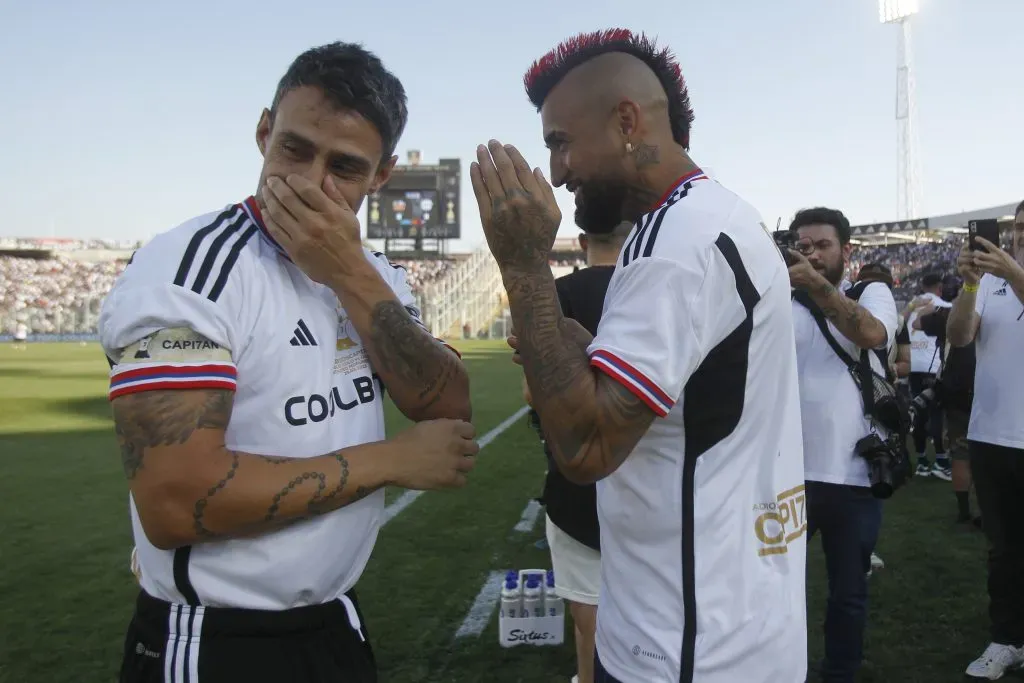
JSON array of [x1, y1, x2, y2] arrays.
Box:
[[962, 282, 980, 293]]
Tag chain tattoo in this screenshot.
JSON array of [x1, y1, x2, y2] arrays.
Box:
[[111, 388, 378, 542]]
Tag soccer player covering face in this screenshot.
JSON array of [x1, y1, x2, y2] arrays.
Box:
[[472, 30, 807, 683], [101, 43, 476, 683]]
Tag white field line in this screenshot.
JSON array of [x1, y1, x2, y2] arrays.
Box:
[[381, 405, 531, 526], [453, 571, 506, 639], [454, 497, 543, 639], [513, 499, 543, 533]]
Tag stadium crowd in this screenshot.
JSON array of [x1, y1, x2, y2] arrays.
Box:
[[0, 237, 1004, 338], [0, 254, 456, 335]]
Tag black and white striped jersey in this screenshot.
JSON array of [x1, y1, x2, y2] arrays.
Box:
[[99, 196, 444, 610]]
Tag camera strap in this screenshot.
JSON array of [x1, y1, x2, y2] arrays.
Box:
[[793, 290, 875, 418]]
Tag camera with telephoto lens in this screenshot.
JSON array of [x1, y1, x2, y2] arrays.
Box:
[[855, 433, 908, 499]]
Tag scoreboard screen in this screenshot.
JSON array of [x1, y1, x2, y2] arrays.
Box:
[[365, 158, 460, 240], [376, 189, 438, 236]]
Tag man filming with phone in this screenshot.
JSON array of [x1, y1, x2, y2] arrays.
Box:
[[948, 203, 1024, 680]]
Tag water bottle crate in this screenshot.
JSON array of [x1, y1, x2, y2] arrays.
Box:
[[497, 568, 565, 648]]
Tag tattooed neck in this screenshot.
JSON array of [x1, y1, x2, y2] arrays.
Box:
[[626, 154, 703, 216], [631, 142, 659, 169]]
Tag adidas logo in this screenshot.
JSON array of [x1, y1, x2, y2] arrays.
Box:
[[289, 319, 318, 347], [994, 287, 1007, 296]]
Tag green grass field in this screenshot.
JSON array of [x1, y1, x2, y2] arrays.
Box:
[[0, 342, 1008, 682]]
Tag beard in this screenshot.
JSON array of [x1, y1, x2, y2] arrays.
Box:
[[818, 258, 846, 286], [573, 178, 630, 234]]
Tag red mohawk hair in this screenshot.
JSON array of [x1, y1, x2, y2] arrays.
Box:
[[523, 29, 695, 149]]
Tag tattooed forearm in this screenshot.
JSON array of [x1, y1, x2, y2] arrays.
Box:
[[809, 279, 886, 349], [505, 271, 591, 398], [194, 452, 241, 537], [504, 269, 656, 482], [365, 300, 469, 419], [194, 452, 374, 540], [111, 388, 388, 547]]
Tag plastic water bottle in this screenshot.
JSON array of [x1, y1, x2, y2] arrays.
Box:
[[545, 570, 564, 617], [500, 578, 522, 619], [523, 576, 545, 618]]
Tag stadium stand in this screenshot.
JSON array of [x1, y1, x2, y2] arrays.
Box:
[[2, 203, 1017, 340], [0, 251, 457, 338]]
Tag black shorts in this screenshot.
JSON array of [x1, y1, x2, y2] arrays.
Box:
[[120, 589, 377, 683]]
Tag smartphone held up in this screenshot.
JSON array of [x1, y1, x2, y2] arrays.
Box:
[[968, 219, 1000, 252]]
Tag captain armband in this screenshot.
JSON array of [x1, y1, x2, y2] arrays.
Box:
[[108, 328, 236, 399]]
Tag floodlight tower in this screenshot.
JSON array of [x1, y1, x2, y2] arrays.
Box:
[[879, 0, 922, 221]]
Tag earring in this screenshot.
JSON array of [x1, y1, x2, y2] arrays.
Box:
[[625, 142, 634, 153]]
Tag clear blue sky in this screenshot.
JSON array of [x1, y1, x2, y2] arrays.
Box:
[[1, 0, 1020, 251]]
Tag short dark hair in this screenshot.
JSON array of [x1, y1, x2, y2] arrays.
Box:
[[788, 207, 852, 246], [1016, 199, 1024, 216], [523, 29, 695, 149], [921, 272, 944, 289], [271, 42, 407, 160], [857, 263, 893, 288]]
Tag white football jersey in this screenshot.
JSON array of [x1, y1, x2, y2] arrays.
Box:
[[100, 197, 450, 610], [587, 171, 808, 683]]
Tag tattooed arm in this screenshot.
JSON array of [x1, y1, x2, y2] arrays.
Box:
[[807, 278, 889, 349], [505, 269, 655, 485], [114, 388, 478, 550], [114, 389, 391, 549], [327, 259, 471, 423]]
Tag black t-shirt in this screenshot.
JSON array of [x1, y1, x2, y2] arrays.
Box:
[[537, 265, 615, 551], [918, 308, 975, 413], [896, 322, 910, 346]]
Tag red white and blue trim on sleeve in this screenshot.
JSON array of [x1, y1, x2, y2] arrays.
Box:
[[109, 363, 238, 400], [589, 349, 674, 417], [440, 341, 461, 358]]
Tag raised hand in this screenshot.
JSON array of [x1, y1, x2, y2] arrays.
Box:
[[786, 249, 827, 292], [388, 419, 479, 490], [956, 244, 982, 285], [470, 140, 561, 272], [260, 174, 363, 284], [971, 237, 1023, 281]]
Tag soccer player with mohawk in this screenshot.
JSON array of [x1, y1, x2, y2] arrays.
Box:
[[471, 29, 808, 682]]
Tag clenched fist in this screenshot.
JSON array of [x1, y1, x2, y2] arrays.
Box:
[[388, 419, 479, 490]]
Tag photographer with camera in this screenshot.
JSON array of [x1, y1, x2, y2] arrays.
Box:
[[912, 277, 980, 529], [947, 201, 1024, 680], [786, 208, 901, 682], [904, 273, 952, 480]]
